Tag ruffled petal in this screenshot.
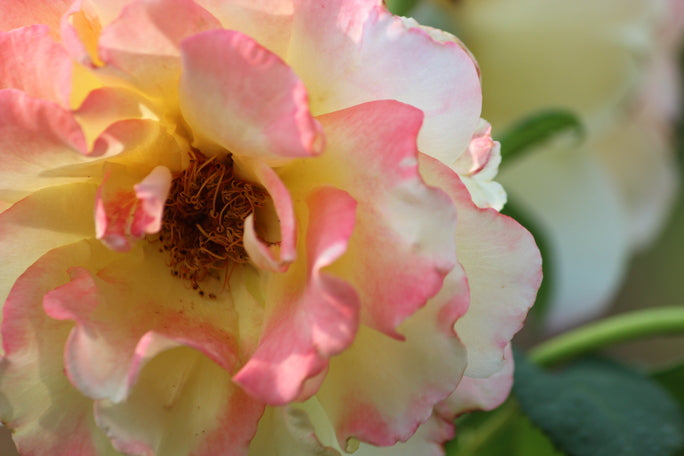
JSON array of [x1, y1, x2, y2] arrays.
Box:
[[240, 159, 297, 272], [97, 0, 221, 99], [94, 345, 263, 456], [234, 187, 360, 405], [452, 119, 506, 211], [280, 100, 458, 336], [0, 241, 123, 456], [0, 89, 90, 203], [0, 183, 96, 317], [288, 0, 481, 163], [420, 154, 541, 378], [353, 415, 454, 456], [438, 344, 515, 418], [41, 241, 240, 404], [314, 264, 469, 448], [95, 165, 172, 252], [179, 29, 324, 163], [0, 25, 72, 106]]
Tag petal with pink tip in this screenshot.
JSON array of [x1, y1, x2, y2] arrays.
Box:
[[0, 25, 72, 106], [240, 159, 297, 272], [94, 346, 263, 456], [420, 154, 541, 378], [288, 0, 481, 163], [179, 29, 324, 162], [234, 187, 359, 405], [314, 263, 469, 448], [353, 414, 455, 456], [98, 0, 221, 98], [95, 165, 171, 252], [41, 241, 241, 404], [0, 242, 124, 456], [280, 100, 458, 337], [0, 183, 97, 311], [0, 90, 90, 203], [438, 344, 515, 418], [0, 0, 73, 33]]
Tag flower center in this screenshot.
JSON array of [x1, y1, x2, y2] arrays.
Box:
[[156, 150, 268, 293]]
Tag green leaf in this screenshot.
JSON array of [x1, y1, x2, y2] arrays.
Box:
[[384, 0, 420, 16], [653, 362, 684, 410], [513, 352, 684, 456], [446, 401, 565, 456], [501, 197, 553, 321], [499, 109, 584, 163]]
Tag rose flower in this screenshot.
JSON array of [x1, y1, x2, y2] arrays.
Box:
[[0, 1, 541, 455]]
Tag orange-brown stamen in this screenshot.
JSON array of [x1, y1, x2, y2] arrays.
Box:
[[155, 149, 268, 290]]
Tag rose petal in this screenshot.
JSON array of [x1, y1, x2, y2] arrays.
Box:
[[94, 345, 263, 456], [0, 25, 72, 106], [289, 0, 481, 163], [98, 0, 221, 98], [0, 183, 96, 313], [314, 264, 469, 448], [248, 405, 340, 456], [352, 414, 454, 456], [195, 0, 294, 58], [0, 241, 123, 456], [420, 154, 541, 377], [498, 140, 628, 332], [280, 100, 458, 337], [241, 159, 297, 272], [95, 165, 172, 252], [42, 241, 240, 403], [438, 344, 515, 418], [234, 187, 360, 405], [0, 89, 89, 202], [179, 29, 324, 163], [0, 0, 73, 34]]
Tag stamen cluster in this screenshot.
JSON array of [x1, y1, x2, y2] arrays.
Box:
[[156, 150, 268, 290]]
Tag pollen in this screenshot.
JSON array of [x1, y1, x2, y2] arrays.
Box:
[[155, 149, 268, 290]]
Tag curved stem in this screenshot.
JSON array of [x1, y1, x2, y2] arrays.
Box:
[[529, 306, 684, 367]]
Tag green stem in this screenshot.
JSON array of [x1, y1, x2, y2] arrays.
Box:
[[385, 0, 420, 16], [529, 306, 684, 367]]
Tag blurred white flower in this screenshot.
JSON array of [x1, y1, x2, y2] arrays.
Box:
[[413, 0, 683, 330]]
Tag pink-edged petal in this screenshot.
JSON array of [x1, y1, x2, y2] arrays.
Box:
[[0, 183, 96, 311], [95, 165, 171, 252], [240, 158, 297, 272], [288, 0, 481, 163], [498, 142, 628, 331], [0, 89, 90, 202], [353, 414, 455, 456], [314, 263, 469, 448], [0, 242, 124, 456], [0, 0, 73, 33], [41, 241, 240, 403], [0, 25, 72, 106], [74, 86, 163, 152], [94, 346, 263, 456], [281, 100, 458, 337], [179, 29, 324, 162], [97, 0, 221, 98], [438, 344, 515, 418], [420, 154, 541, 377], [195, 0, 293, 58], [234, 187, 359, 405], [452, 118, 506, 211]]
